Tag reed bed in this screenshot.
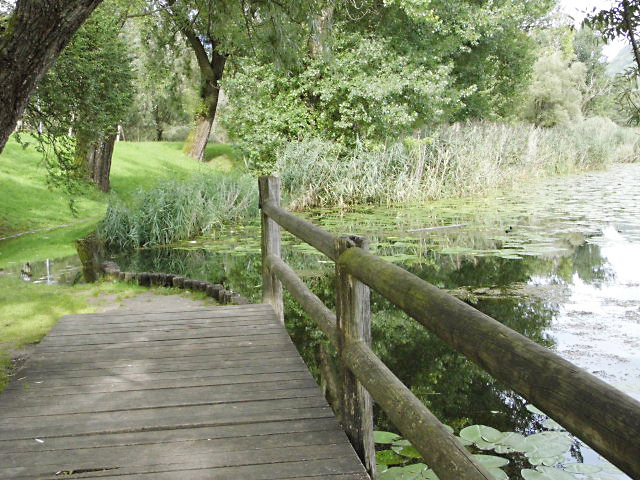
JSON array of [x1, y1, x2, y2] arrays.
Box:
[[98, 169, 257, 248], [276, 118, 639, 210]]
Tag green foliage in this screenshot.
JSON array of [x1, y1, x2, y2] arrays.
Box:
[[98, 169, 258, 248], [22, 1, 134, 194], [275, 120, 639, 209], [522, 54, 586, 127], [222, 0, 553, 171]]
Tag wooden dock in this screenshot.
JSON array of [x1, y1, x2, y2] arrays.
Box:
[[0, 304, 369, 479]]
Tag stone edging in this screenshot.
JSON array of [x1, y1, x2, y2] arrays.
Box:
[[101, 261, 251, 306]]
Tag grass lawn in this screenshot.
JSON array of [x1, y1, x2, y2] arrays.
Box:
[[0, 137, 242, 265]]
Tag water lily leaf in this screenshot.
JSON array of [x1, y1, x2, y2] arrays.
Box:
[[493, 445, 514, 454], [392, 445, 423, 459], [488, 467, 508, 480], [542, 418, 564, 431], [421, 470, 439, 480], [377, 463, 390, 474], [536, 466, 578, 479], [473, 454, 509, 468], [563, 463, 602, 474], [376, 449, 406, 466], [475, 440, 497, 451], [526, 404, 545, 415], [442, 424, 454, 435], [521, 467, 574, 480], [496, 432, 527, 452], [392, 439, 413, 447], [375, 431, 401, 444], [457, 436, 474, 446], [378, 465, 429, 480], [460, 425, 503, 444], [523, 432, 572, 456]]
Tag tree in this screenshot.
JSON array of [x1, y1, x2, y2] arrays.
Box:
[[221, 0, 554, 170], [123, 16, 196, 141], [585, 0, 640, 72], [522, 53, 586, 127], [0, 0, 104, 154], [573, 27, 614, 117], [148, 0, 318, 161], [23, 2, 134, 192], [585, 1, 640, 124]]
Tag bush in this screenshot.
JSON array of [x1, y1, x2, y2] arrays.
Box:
[[98, 168, 257, 248]]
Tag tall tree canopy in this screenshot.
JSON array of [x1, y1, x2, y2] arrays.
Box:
[[221, 0, 554, 170], [0, 0, 104, 154], [147, 0, 318, 160]]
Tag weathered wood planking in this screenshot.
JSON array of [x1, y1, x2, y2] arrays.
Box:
[[0, 304, 369, 480]]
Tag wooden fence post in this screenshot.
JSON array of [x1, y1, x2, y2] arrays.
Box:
[[259, 176, 284, 324], [335, 235, 376, 478]]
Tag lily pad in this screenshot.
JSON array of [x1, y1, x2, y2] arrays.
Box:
[[542, 418, 564, 431], [392, 444, 423, 459], [376, 449, 406, 466], [526, 404, 545, 415], [375, 431, 402, 444], [521, 467, 575, 480], [460, 425, 504, 444], [473, 454, 509, 468], [563, 463, 602, 474]]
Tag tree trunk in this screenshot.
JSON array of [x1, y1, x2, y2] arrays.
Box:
[[79, 134, 115, 192], [187, 115, 214, 160], [0, 0, 103, 154], [176, 19, 227, 161]]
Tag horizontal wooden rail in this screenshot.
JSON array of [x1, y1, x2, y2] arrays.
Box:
[[344, 341, 492, 479], [266, 254, 338, 344], [337, 247, 640, 479], [261, 199, 339, 260]]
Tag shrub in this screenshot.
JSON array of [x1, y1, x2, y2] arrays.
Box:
[[98, 168, 257, 248]]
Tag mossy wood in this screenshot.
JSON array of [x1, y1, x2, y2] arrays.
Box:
[[344, 340, 492, 479], [258, 176, 640, 480], [335, 236, 376, 477], [259, 177, 284, 324], [261, 197, 338, 260], [259, 176, 491, 480], [266, 254, 337, 344], [339, 247, 640, 479]]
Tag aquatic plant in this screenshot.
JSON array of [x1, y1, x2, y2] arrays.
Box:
[[98, 168, 257, 248], [275, 119, 639, 209], [373, 406, 625, 479]]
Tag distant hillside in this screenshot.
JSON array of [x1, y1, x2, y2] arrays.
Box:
[[607, 46, 634, 76]]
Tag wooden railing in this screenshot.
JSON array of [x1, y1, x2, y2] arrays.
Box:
[[258, 176, 640, 480]]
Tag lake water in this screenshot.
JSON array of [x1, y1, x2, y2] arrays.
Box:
[[6, 163, 640, 478]]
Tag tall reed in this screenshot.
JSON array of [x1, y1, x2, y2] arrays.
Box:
[[98, 168, 257, 248], [275, 118, 639, 209]]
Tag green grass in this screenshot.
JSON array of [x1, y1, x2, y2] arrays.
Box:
[[0, 138, 239, 266], [0, 276, 216, 391], [0, 139, 105, 236], [0, 222, 98, 267], [0, 138, 217, 238]]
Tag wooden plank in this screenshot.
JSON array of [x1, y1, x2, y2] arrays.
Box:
[[5, 456, 367, 479], [0, 417, 344, 454], [5, 371, 316, 397], [0, 305, 368, 479], [0, 443, 358, 478]]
